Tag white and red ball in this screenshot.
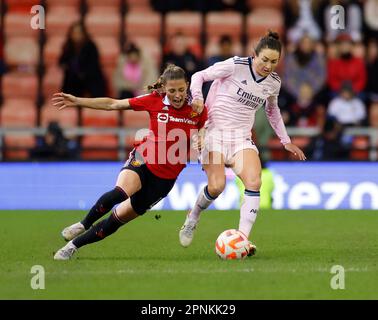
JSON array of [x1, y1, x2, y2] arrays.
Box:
[[215, 229, 250, 260]]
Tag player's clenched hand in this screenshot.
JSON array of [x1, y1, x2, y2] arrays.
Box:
[[284, 143, 307, 161], [191, 99, 204, 114], [52, 92, 78, 110]]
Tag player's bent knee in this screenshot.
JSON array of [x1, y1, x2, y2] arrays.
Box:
[[243, 177, 262, 191], [208, 179, 226, 197]]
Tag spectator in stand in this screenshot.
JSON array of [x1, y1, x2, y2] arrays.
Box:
[[364, 0, 378, 40], [306, 117, 350, 161], [283, 34, 326, 103], [284, 0, 323, 44], [151, 0, 205, 12], [282, 83, 324, 127], [162, 32, 202, 79], [29, 121, 78, 160], [322, 0, 363, 42], [327, 81, 366, 127], [369, 101, 378, 128], [206, 35, 234, 67], [59, 21, 106, 97], [113, 43, 158, 99], [366, 39, 378, 103], [327, 33, 367, 98], [204, 0, 247, 12], [0, 34, 5, 76]]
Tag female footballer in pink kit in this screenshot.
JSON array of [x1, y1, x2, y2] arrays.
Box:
[[179, 31, 306, 252]]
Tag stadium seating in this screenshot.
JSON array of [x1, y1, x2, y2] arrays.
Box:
[[123, 110, 149, 128], [0, 98, 37, 127], [41, 66, 63, 100], [126, 0, 152, 12], [3, 134, 35, 160], [40, 102, 79, 128], [246, 9, 284, 40], [205, 37, 244, 59], [247, 0, 283, 10], [4, 37, 39, 70], [165, 12, 202, 39], [2, 72, 38, 100], [86, 0, 121, 9], [4, 11, 40, 39], [127, 36, 162, 67], [350, 136, 370, 160], [85, 7, 121, 38], [125, 11, 162, 38], [43, 36, 65, 67], [82, 108, 119, 127], [45, 6, 81, 38], [45, 0, 80, 10], [205, 11, 243, 41], [81, 135, 119, 160]]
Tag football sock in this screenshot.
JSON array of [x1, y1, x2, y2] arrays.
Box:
[[238, 190, 260, 238], [189, 185, 217, 222], [81, 186, 128, 230], [73, 211, 125, 248]]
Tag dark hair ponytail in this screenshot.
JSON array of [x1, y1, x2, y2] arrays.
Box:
[[147, 64, 187, 93], [255, 30, 282, 56]]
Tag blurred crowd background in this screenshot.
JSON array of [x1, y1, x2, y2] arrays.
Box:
[[0, 0, 377, 162]]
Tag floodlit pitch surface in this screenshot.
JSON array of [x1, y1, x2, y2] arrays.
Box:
[[0, 210, 377, 299]]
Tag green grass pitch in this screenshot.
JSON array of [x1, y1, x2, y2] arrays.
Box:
[[0, 210, 377, 299]]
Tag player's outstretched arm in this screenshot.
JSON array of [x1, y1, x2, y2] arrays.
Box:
[[52, 92, 131, 111]]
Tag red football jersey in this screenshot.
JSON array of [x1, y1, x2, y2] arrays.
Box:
[[128, 91, 207, 179]]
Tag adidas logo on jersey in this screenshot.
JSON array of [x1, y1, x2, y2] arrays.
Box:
[[241, 80, 247, 85], [162, 106, 169, 110]]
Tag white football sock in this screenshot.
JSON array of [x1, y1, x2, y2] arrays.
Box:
[[238, 190, 260, 238], [189, 186, 217, 222]]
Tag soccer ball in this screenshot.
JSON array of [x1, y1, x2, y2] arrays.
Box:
[[215, 229, 250, 260]]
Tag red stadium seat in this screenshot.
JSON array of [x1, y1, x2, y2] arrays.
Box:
[[4, 12, 40, 38], [40, 102, 79, 128], [5, 0, 38, 12], [205, 11, 243, 40], [85, 7, 121, 38], [165, 12, 202, 38], [86, 0, 121, 9], [127, 36, 162, 68], [45, 6, 81, 38], [125, 11, 162, 38], [2, 72, 38, 100], [81, 135, 119, 160], [43, 36, 65, 67], [82, 108, 119, 127], [45, 0, 80, 10], [0, 99, 37, 127], [3, 134, 36, 160], [350, 136, 370, 160], [123, 110, 150, 128], [247, 0, 283, 10], [93, 36, 120, 69], [42, 66, 64, 100], [246, 9, 284, 40], [267, 136, 286, 160], [126, 0, 152, 12], [4, 37, 39, 69]]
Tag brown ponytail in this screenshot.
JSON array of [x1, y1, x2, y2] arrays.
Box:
[[255, 30, 282, 56], [147, 64, 187, 93]]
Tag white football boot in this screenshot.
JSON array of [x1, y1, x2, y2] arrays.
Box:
[[53, 241, 77, 260], [61, 222, 85, 241], [179, 213, 198, 247]]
